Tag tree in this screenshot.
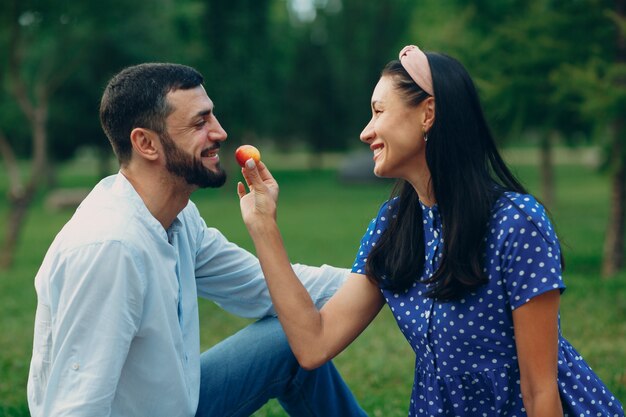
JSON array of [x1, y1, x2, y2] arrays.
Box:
[[196, 0, 278, 149], [0, 0, 88, 268], [46, 0, 203, 174], [0, 0, 195, 268], [322, 0, 417, 144], [278, 0, 417, 166], [453, 0, 599, 209], [553, 0, 626, 277], [281, 37, 345, 168]]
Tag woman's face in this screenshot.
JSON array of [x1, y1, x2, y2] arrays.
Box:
[[360, 76, 429, 182]]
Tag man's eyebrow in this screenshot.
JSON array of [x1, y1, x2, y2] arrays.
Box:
[[195, 109, 212, 118], [188, 108, 212, 123]]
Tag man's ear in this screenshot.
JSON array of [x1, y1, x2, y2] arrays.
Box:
[[129, 128, 159, 161], [422, 97, 435, 132]]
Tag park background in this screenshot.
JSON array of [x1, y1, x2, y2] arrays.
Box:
[[1, 0, 625, 416]]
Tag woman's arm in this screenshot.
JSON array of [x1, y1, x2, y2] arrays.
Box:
[[512, 289, 563, 417], [238, 159, 385, 369]]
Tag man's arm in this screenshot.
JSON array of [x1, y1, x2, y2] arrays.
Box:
[[31, 241, 144, 416], [194, 226, 348, 318]]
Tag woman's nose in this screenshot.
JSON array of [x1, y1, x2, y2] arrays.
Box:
[[359, 119, 375, 143]]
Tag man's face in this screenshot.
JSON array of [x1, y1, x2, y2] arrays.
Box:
[[160, 86, 228, 188], [159, 129, 227, 188]]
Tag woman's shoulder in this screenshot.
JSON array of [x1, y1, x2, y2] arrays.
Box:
[[357, 197, 401, 244], [371, 196, 400, 221], [493, 191, 541, 213], [490, 191, 558, 244], [382, 196, 400, 210]]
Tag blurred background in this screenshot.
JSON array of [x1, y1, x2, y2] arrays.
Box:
[[1, 0, 625, 416]]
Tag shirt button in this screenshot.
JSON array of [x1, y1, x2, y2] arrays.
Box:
[[71, 363, 80, 371]]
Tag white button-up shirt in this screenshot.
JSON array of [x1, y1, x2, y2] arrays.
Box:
[[27, 173, 347, 417]]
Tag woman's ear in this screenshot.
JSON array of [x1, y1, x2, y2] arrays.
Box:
[[423, 97, 435, 132], [129, 128, 159, 161]]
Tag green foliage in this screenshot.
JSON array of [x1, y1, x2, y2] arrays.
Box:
[[45, 0, 201, 161], [1, 0, 621, 159], [284, 0, 417, 153], [554, 58, 626, 126], [458, 0, 613, 144], [194, 0, 280, 144], [0, 0, 201, 161]]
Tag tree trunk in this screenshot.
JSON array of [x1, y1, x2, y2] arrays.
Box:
[[601, 126, 625, 277], [1, 0, 79, 270], [539, 133, 555, 209], [0, 189, 36, 268], [601, 0, 626, 277], [0, 130, 23, 196], [0, 106, 49, 269]]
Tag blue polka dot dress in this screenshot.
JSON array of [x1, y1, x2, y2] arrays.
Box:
[[352, 192, 624, 417]]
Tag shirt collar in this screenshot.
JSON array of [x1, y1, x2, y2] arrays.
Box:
[[111, 172, 177, 241]]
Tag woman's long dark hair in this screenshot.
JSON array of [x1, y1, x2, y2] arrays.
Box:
[[365, 53, 528, 301]]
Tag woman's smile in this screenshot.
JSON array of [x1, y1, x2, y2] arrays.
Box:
[[371, 143, 384, 161]]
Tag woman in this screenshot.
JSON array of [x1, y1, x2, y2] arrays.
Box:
[[237, 45, 624, 416]]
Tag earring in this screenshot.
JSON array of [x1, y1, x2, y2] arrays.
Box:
[[423, 131, 429, 143]]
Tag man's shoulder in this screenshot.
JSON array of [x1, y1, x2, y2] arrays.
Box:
[[54, 192, 160, 255]]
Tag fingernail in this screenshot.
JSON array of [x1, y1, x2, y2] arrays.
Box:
[[246, 159, 256, 169]]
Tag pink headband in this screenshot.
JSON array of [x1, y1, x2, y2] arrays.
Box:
[[399, 45, 434, 96]]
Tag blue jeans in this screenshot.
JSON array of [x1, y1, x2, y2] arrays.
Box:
[[195, 316, 368, 417]]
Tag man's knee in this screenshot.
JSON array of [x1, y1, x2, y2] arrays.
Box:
[[199, 317, 299, 389], [197, 317, 300, 417]]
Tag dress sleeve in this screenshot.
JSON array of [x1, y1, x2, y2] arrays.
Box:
[[351, 200, 395, 274], [492, 195, 566, 310]]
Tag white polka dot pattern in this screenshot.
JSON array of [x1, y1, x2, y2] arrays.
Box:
[[351, 192, 624, 416]]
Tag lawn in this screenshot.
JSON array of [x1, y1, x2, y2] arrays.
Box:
[[0, 148, 624, 416]]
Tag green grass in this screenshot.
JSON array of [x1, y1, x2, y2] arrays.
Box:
[[0, 149, 625, 416]]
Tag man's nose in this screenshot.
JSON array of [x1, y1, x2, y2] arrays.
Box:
[[209, 116, 227, 142]]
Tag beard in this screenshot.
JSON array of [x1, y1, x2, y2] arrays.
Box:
[[159, 131, 227, 188]]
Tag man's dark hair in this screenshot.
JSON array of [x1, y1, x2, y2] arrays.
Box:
[[99, 63, 204, 165]]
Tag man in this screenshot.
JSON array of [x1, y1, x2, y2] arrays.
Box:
[[27, 63, 367, 417]]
